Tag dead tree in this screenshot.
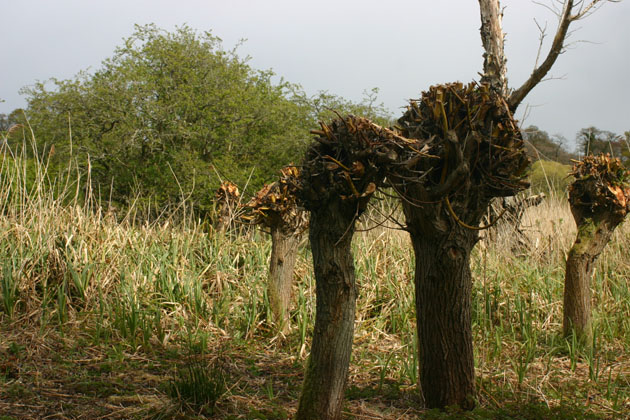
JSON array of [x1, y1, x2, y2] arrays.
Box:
[[214, 181, 241, 234], [242, 166, 308, 334], [564, 155, 630, 342], [295, 116, 427, 420]]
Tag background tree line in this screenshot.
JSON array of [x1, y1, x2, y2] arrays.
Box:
[[523, 126, 630, 195], [1, 24, 627, 217]]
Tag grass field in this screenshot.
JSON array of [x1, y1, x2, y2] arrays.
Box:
[[1, 141, 630, 419]]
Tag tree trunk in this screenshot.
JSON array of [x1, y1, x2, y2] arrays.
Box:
[[406, 216, 476, 410], [268, 224, 301, 333], [563, 213, 620, 342], [215, 205, 230, 234], [295, 202, 357, 420]]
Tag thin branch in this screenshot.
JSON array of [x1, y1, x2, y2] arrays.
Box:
[[573, 0, 617, 20], [355, 199, 408, 233], [532, 18, 548, 70], [507, 0, 619, 111], [333, 204, 360, 247], [507, 0, 574, 111], [444, 196, 510, 231]]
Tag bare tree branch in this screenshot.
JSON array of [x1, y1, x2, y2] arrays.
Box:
[[507, 0, 620, 112], [507, 0, 574, 111], [532, 18, 548, 69], [573, 0, 620, 20]]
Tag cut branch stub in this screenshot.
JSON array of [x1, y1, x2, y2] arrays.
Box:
[[568, 154, 630, 223], [299, 115, 427, 214], [395, 82, 530, 215], [242, 166, 308, 234]]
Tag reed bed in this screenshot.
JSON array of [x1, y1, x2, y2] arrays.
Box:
[[1, 133, 629, 419]]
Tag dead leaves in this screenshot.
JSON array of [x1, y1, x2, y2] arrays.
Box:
[[569, 154, 630, 217], [300, 115, 432, 211], [215, 181, 240, 202], [241, 166, 307, 233]]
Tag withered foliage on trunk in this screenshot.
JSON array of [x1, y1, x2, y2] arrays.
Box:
[[564, 155, 630, 341], [241, 166, 307, 333], [394, 82, 530, 208], [214, 181, 241, 234], [569, 155, 630, 221], [300, 115, 431, 212], [242, 166, 308, 233]]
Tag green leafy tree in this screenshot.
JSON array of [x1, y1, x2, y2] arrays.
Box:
[[0, 109, 26, 139], [21, 24, 312, 215], [0, 114, 9, 133], [21, 25, 393, 217]]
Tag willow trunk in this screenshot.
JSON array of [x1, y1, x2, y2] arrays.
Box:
[[563, 214, 621, 342], [295, 203, 357, 420], [409, 228, 476, 409], [268, 225, 301, 333], [402, 197, 478, 410]]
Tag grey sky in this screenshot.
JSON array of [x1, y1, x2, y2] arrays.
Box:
[[1, 0, 628, 150]]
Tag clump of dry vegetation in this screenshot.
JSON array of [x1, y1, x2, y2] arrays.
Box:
[[1, 134, 630, 419]]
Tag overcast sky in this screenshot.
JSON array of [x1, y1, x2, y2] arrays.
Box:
[[1, 0, 628, 150]]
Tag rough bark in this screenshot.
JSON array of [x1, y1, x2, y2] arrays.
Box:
[[295, 202, 358, 420], [478, 0, 508, 96], [296, 115, 411, 419], [268, 225, 301, 333], [404, 202, 477, 410], [563, 213, 622, 342]]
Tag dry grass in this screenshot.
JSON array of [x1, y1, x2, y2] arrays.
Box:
[[1, 137, 630, 419]]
